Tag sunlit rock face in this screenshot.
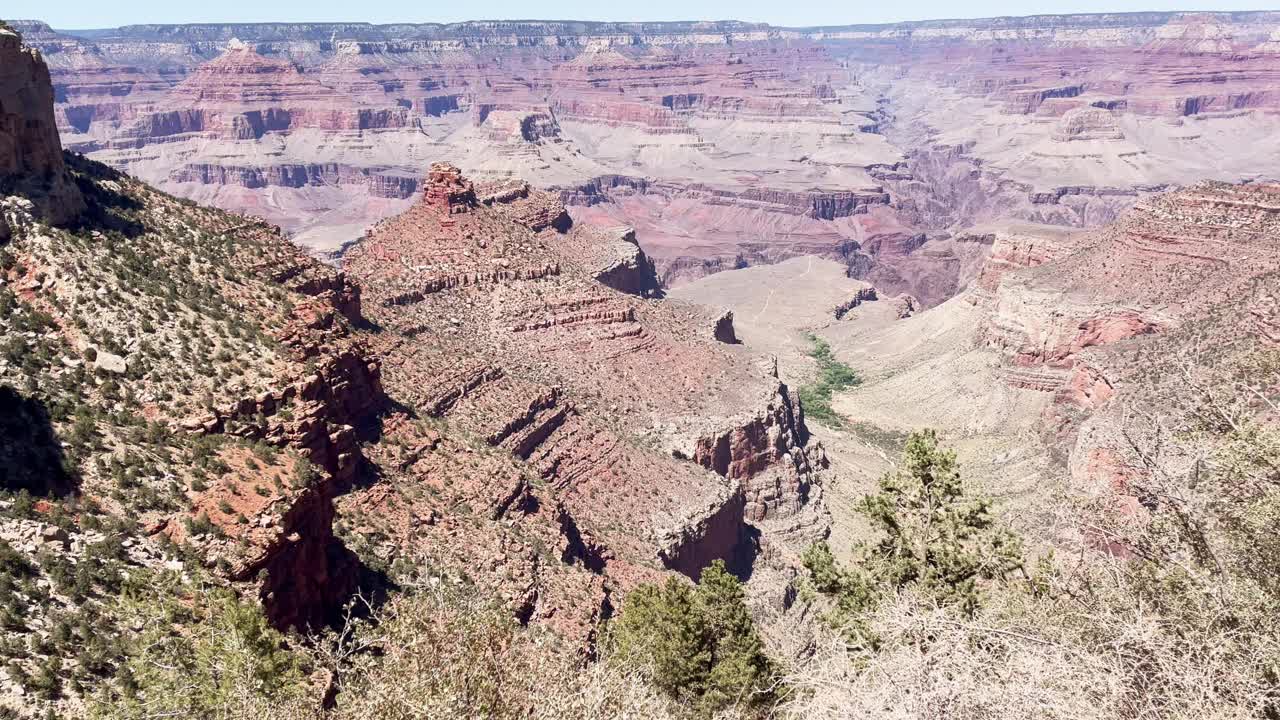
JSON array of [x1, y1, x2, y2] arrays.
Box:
[[17, 12, 1280, 304], [0, 26, 82, 223]]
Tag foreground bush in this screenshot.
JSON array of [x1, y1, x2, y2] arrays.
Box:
[[327, 580, 761, 720], [803, 429, 1024, 640], [786, 352, 1280, 719], [607, 560, 775, 717], [90, 581, 317, 720]]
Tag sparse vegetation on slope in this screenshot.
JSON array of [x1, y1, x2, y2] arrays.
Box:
[[0, 147, 379, 716], [796, 334, 859, 427]]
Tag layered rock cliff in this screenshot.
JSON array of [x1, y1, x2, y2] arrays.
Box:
[[28, 12, 1278, 306], [961, 182, 1280, 507], [0, 25, 82, 225], [341, 163, 831, 619]]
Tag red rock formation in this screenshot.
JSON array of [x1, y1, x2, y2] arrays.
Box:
[[477, 179, 572, 232], [0, 28, 82, 224], [168, 233, 387, 630], [423, 162, 477, 214], [691, 382, 827, 523], [26, 12, 1280, 308], [968, 182, 1280, 508], [340, 164, 831, 633], [543, 225, 663, 298], [171, 162, 419, 199], [857, 178, 1278, 567], [833, 287, 878, 320], [712, 311, 740, 344]]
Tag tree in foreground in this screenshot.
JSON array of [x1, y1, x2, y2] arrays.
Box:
[[803, 429, 1024, 639], [609, 560, 775, 717]]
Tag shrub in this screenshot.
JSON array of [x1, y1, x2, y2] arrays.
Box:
[[92, 591, 310, 719], [859, 429, 1023, 611], [609, 560, 775, 716], [329, 583, 714, 720], [804, 430, 1023, 640], [291, 459, 320, 489], [186, 511, 218, 537], [796, 334, 860, 427]]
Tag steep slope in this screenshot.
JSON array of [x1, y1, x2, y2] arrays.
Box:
[[671, 179, 1279, 569], [0, 30, 392, 714], [0, 29, 839, 714], [970, 182, 1280, 496]]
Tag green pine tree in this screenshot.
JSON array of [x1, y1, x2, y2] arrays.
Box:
[[610, 560, 775, 716], [803, 430, 1024, 638], [859, 429, 1024, 614]]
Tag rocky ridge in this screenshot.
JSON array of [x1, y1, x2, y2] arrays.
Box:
[[958, 182, 1280, 505], [0, 31, 838, 713], [340, 163, 831, 634]]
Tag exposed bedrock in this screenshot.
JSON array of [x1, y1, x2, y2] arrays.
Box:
[[712, 310, 740, 344], [32, 18, 1276, 317], [19, 13, 1280, 320], [984, 292, 1162, 370], [553, 98, 688, 131], [657, 484, 750, 580], [560, 176, 890, 221], [114, 106, 410, 140], [690, 382, 828, 526], [581, 227, 664, 298], [0, 28, 82, 224], [341, 164, 833, 599], [656, 380, 831, 579], [981, 181, 1280, 377], [688, 185, 890, 221], [477, 178, 573, 232], [247, 481, 360, 632], [181, 252, 387, 629], [171, 162, 419, 198], [1052, 107, 1126, 141], [556, 175, 652, 207], [833, 287, 878, 319]]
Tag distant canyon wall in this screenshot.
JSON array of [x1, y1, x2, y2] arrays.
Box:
[[12, 12, 1280, 303]]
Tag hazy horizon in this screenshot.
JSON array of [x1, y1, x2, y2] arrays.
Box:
[[9, 0, 1280, 32]]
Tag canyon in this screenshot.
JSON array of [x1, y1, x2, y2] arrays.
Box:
[[0, 26, 834, 712], [0, 12, 1279, 719], [14, 12, 1280, 306]]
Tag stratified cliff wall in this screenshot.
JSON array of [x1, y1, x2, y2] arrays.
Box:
[[0, 26, 82, 224], [14, 11, 1280, 303]]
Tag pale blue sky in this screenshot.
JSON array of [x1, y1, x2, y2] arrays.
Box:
[[8, 0, 1278, 31]]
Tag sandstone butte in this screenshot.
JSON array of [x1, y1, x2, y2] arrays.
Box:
[[14, 12, 1280, 308], [338, 160, 832, 637]]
